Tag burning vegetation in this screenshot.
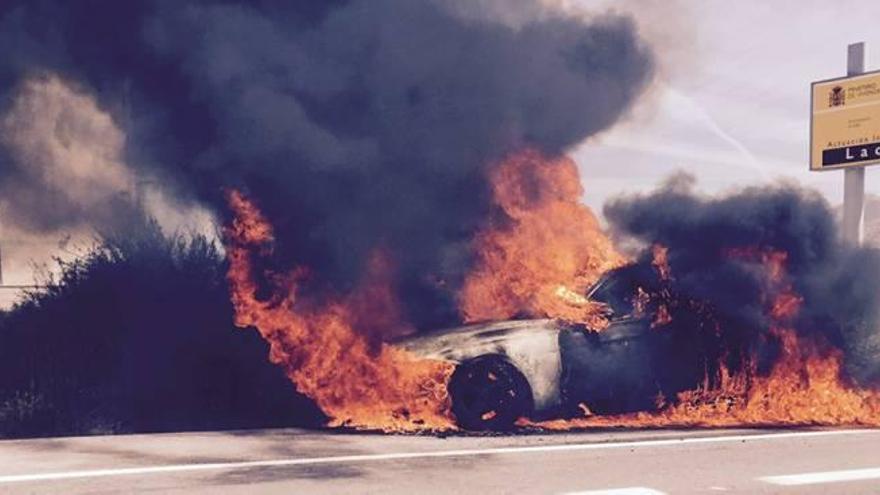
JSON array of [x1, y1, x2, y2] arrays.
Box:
[[226, 191, 454, 431]]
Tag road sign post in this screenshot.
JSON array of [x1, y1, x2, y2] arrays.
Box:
[[843, 42, 866, 245]]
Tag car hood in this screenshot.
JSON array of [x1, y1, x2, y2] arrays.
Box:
[[393, 318, 561, 363]]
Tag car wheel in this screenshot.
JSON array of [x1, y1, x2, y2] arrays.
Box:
[[448, 354, 534, 431]]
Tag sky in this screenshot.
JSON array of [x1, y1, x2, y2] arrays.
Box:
[[2, 0, 880, 305], [571, 0, 880, 213]]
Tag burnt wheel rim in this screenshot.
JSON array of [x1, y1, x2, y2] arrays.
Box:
[[448, 355, 533, 431]]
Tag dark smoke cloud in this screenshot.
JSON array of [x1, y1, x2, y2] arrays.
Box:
[[605, 173, 880, 387], [0, 0, 654, 327]]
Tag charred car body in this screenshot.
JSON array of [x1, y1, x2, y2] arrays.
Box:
[[397, 263, 724, 430]]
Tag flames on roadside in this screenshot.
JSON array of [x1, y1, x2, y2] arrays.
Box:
[[225, 191, 454, 431], [225, 149, 880, 432], [531, 249, 880, 429]]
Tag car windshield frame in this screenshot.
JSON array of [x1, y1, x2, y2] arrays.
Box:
[[586, 264, 660, 321]]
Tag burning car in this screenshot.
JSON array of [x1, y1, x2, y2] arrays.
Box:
[[397, 262, 720, 431]]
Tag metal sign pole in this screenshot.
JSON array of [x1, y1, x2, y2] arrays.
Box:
[[842, 42, 866, 245]]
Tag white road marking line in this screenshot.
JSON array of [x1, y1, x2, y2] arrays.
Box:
[[760, 467, 880, 486], [0, 429, 875, 484], [561, 488, 666, 495]]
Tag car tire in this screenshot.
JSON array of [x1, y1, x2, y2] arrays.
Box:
[[448, 354, 534, 431]]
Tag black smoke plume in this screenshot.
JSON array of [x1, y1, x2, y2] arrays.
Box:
[[605, 173, 880, 387], [0, 0, 654, 328]]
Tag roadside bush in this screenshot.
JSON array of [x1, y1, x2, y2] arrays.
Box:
[[0, 216, 324, 438]]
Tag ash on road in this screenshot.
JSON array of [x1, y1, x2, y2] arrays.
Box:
[[0, 427, 878, 494]]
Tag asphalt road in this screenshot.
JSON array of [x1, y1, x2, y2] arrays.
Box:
[[0, 427, 878, 494]]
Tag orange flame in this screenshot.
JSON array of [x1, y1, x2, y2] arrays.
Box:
[[530, 249, 880, 429], [225, 148, 880, 433], [225, 190, 455, 431], [460, 149, 624, 326]]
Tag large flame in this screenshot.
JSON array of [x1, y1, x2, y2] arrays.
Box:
[[225, 191, 454, 431], [460, 149, 624, 326], [225, 149, 880, 432]]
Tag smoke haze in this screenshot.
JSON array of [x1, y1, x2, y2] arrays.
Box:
[[0, 0, 654, 325], [605, 174, 880, 386]]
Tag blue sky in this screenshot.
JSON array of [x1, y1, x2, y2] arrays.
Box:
[[570, 0, 880, 213]]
